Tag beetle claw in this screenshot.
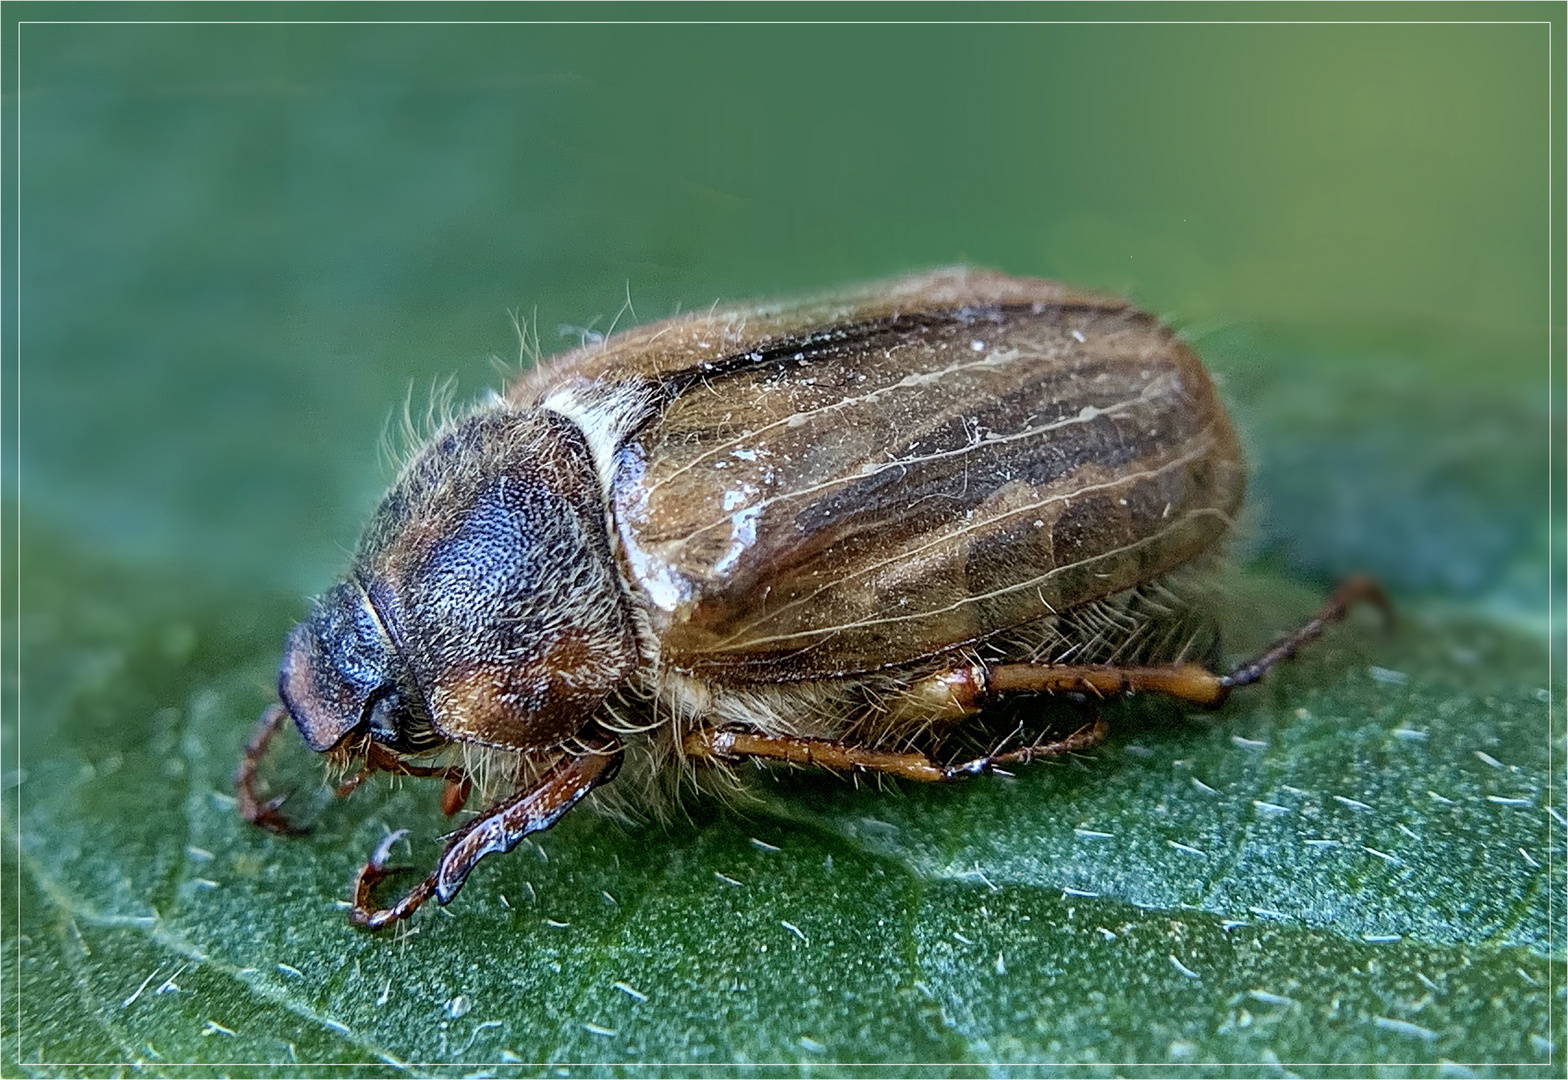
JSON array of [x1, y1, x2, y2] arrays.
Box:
[[350, 849, 438, 931], [242, 796, 311, 837], [235, 703, 314, 836]]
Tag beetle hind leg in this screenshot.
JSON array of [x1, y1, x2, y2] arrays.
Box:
[[1218, 574, 1389, 692], [680, 576, 1385, 790], [980, 574, 1389, 709]]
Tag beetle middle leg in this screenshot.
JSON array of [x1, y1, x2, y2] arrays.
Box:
[[350, 733, 623, 930], [683, 717, 1108, 783]]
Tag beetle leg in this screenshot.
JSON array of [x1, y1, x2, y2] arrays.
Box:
[[979, 575, 1390, 709], [941, 716, 1110, 777], [684, 719, 1106, 783], [235, 703, 310, 836], [685, 727, 952, 781], [349, 735, 622, 930], [1218, 574, 1390, 692], [335, 745, 471, 815]]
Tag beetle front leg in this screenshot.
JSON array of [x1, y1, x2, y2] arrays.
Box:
[[350, 735, 622, 930], [235, 703, 310, 836]]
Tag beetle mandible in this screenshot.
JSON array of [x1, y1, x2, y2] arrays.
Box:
[[236, 268, 1384, 929]]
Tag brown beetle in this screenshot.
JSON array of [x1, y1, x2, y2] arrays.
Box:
[[236, 268, 1384, 929]]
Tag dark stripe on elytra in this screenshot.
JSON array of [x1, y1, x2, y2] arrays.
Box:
[[790, 373, 1193, 539], [642, 302, 1128, 417]]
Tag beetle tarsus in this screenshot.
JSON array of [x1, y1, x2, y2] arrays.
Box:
[[351, 862, 438, 930], [235, 703, 311, 836], [941, 716, 1110, 779], [1220, 574, 1390, 693]]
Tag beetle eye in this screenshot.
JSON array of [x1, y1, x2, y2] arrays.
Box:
[[363, 688, 441, 754], [365, 689, 403, 747]]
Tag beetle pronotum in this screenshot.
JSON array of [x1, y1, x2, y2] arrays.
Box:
[[236, 268, 1384, 929]]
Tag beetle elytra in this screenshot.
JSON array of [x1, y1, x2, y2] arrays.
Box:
[[236, 268, 1384, 928]]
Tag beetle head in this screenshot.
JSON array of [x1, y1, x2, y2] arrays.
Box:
[[278, 580, 437, 755]]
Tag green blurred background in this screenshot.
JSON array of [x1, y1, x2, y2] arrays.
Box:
[[4, 3, 1562, 1074]]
